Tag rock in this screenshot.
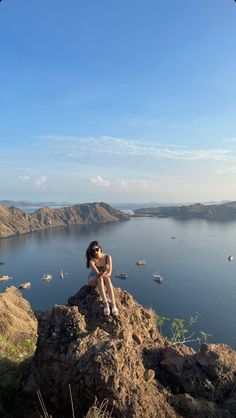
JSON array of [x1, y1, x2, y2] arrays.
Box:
[[22, 286, 176, 418], [16, 285, 236, 417], [169, 393, 231, 418], [0, 286, 37, 344], [196, 343, 236, 379]]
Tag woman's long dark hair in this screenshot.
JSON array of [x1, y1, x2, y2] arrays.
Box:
[[85, 241, 102, 268]]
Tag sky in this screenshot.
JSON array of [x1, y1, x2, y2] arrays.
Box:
[[0, 0, 236, 204]]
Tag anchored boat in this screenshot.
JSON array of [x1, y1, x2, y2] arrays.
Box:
[[153, 272, 163, 283], [0, 275, 12, 282], [42, 273, 53, 282], [115, 272, 128, 279], [19, 282, 31, 289], [136, 259, 146, 266]]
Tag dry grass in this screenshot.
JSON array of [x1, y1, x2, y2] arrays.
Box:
[[84, 398, 112, 418], [37, 389, 113, 418], [0, 333, 36, 417]]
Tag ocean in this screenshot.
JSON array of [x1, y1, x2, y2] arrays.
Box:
[[0, 216, 236, 348]]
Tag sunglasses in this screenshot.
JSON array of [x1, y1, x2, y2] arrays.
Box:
[[92, 247, 100, 253]]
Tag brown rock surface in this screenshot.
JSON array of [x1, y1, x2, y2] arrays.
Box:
[[0, 286, 37, 344], [20, 286, 236, 417], [0, 202, 130, 238]]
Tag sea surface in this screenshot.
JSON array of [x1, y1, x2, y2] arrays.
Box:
[[0, 216, 236, 349]]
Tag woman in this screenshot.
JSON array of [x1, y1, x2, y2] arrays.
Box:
[[86, 241, 119, 316]]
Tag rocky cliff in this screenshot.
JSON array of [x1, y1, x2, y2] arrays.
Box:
[[0, 202, 130, 239], [15, 286, 236, 418]]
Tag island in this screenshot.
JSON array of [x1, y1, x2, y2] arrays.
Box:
[[0, 202, 130, 239], [133, 201, 236, 221]]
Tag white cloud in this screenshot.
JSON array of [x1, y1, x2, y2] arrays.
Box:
[[18, 175, 30, 181], [90, 175, 111, 187], [35, 176, 48, 188]]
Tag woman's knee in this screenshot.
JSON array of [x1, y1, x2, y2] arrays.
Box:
[[97, 276, 104, 285], [88, 276, 98, 287]]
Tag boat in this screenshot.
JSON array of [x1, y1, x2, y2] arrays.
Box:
[[115, 272, 128, 279], [153, 272, 163, 283], [136, 259, 146, 266], [42, 273, 53, 282], [19, 282, 31, 289], [0, 275, 12, 282], [60, 269, 64, 279], [228, 255, 234, 262]]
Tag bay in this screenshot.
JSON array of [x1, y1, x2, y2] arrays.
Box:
[[0, 217, 236, 349]]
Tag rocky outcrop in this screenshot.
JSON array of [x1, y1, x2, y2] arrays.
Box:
[[21, 286, 236, 418], [0, 286, 37, 344], [0, 202, 130, 239]]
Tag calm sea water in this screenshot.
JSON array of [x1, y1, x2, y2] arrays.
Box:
[[0, 217, 236, 349]]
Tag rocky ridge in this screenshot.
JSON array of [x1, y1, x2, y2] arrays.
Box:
[[11, 285, 235, 418], [0, 202, 129, 239]]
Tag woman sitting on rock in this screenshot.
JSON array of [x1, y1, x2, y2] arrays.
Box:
[[86, 240, 118, 316]]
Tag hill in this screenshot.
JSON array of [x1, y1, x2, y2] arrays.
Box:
[[133, 201, 236, 220], [1, 285, 236, 417], [0, 202, 130, 239]]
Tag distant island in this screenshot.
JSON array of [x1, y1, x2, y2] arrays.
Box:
[[0, 202, 130, 239], [133, 201, 236, 221], [0, 199, 71, 208]]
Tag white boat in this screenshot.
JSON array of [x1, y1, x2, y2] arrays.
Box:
[[228, 255, 234, 261], [153, 272, 163, 283], [136, 259, 146, 266], [60, 269, 64, 279], [19, 282, 31, 289], [115, 272, 128, 279], [0, 275, 12, 282], [42, 273, 53, 282]]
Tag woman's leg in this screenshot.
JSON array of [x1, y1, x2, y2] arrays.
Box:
[[88, 275, 110, 315], [88, 275, 98, 287], [97, 276, 108, 302], [104, 277, 117, 308]]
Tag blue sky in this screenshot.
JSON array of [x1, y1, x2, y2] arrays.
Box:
[[0, 0, 236, 203]]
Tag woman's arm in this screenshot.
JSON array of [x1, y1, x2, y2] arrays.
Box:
[[89, 260, 104, 277], [103, 254, 112, 277]]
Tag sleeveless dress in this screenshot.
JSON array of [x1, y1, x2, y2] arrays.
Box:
[[88, 254, 109, 281]]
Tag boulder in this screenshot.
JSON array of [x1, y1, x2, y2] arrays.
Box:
[[22, 286, 177, 418]]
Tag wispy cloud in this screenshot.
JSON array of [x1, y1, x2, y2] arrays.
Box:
[[117, 178, 151, 190], [35, 176, 48, 189], [39, 135, 235, 165], [90, 175, 111, 187], [216, 166, 236, 175], [18, 175, 30, 181]]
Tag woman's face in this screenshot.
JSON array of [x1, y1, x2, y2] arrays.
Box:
[[91, 245, 102, 258]]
